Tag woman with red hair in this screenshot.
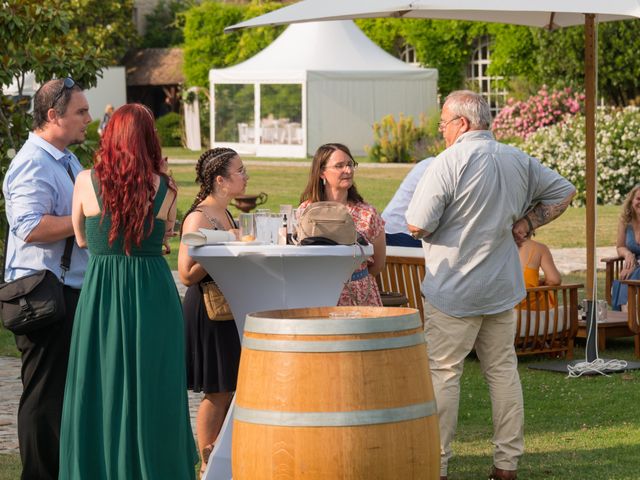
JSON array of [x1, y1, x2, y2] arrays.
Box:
[[59, 104, 197, 478]]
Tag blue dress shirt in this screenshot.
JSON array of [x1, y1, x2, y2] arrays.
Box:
[[3, 132, 88, 288]]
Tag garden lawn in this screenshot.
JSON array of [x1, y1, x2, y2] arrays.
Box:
[[1, 341, 638, 480], [451, 340, 640, 480]]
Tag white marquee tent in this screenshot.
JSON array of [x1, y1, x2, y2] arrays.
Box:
[[209, 20, 438, 157]]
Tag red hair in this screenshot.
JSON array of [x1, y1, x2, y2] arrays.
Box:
[[93, 103, 175, 255]]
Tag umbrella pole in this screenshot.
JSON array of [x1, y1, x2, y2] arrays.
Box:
[[584, 13, 598, 362]]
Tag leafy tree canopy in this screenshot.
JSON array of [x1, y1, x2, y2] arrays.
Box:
[[141, 0, 192, 48], [0, 0, 138, 226], [182, 0, 285, 87]]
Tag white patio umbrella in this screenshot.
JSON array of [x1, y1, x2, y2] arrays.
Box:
[[227, 0, 640, 305]]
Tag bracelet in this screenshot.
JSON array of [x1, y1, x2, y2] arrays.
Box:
[[524, 216, 534, 237]]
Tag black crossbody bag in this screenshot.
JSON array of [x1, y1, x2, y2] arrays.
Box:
[[0, 163, 75, 335], [0, 233, 74, 335]]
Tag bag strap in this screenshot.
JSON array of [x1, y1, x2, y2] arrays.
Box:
[[2, 227, 8, 284], [59, 163, 76, 282], [2, 163, 76, 284]]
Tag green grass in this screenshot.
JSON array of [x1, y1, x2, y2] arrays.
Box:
[[0, 326, 17, 357], [1, 341, 638, 480], [0, 454, 21, 480], [452, 340, 640, 480]]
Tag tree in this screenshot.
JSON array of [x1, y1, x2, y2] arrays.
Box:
[[182, 0, 285, 88], [142, 0, 193, 48], [0, 0, 137, 233]]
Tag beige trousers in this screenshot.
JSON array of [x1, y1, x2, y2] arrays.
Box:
[[424, 303, 524, 476]]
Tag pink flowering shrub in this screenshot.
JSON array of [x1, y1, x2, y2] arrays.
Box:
[[493, 86, 585, 141]]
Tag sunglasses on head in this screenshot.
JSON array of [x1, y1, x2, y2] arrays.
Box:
[[51, 77, 76, 109]]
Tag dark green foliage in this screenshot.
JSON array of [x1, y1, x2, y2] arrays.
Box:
[[261, 84, 301, 123], [69, 119, 100, 168], [142, 0, 192, 48], [182, 2, 244, 87], [182, 0, 285, 88], [0, 0, 138, 232], [156, 112, 183, 147], [357, 19, 484, 97], [356, 18, 640, 106]]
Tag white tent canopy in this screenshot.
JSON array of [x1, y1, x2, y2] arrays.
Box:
[[209, 20, 438, 157]]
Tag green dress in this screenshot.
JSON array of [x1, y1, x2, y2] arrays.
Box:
[[59, 173, 197, 479]]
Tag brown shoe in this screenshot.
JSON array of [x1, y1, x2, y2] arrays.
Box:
[[488, 466, 517, 480], [440, 477, 448, 480]]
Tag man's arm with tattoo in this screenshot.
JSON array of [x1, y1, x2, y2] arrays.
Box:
[[512, 190, 576, 245]]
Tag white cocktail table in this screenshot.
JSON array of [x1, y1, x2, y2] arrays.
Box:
[[190, 243, 373, 479]]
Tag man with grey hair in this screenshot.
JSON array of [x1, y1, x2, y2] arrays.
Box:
[[406, 90, 575, 480], [3, 78, 90, 479]]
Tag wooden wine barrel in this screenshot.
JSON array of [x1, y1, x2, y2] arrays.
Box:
[[232, 306, 440, 479]]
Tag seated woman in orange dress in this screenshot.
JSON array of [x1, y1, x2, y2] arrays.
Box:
[[518, 237, 561, 310]]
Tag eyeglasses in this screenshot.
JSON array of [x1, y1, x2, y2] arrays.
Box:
[[51, 77, 76, 109], [325, 161, 358, 171], [438, 116, 461, 131], [232, 166, 248, 177]]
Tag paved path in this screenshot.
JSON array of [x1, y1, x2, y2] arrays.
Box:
[[0, 246, 619, 455], [0, 355, 202, 456]]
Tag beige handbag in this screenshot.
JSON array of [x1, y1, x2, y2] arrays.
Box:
[[295, 201, 358, 245], [201, 280, 233, 321]]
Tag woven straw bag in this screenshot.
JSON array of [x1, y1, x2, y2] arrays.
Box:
[[201, 280, 233, 321]]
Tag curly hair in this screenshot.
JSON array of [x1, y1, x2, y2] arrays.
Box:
[[621, 185, 640, 224], [93, 103, 176, 255], [299, 143, 363, 204], [181, 148, 239, 232]]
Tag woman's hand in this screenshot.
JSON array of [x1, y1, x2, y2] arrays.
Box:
[[620, 266, 635, 280], [623, 252, 636, 271], [228, 228, 240, 241], [163, 229, 176, 255]]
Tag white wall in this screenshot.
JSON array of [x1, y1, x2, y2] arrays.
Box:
[[2, 67, 127, 123], [84, 67, 127, 122]]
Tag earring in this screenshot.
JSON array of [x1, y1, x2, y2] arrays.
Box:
[[322, 178, 326, 186]]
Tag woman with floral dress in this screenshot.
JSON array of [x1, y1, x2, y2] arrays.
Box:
[[299, 143, 386, 306]]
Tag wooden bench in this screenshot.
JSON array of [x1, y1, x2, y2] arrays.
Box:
[[377, 249, 580, 357]]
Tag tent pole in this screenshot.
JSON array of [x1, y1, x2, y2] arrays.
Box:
[[584, 13, 598, 362]]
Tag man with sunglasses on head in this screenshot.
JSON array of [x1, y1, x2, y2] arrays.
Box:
[[3, 77, 91, 479], [406, 90, 575, 480]]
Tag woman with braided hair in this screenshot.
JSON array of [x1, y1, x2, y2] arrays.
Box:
[[178, 147, 247, 476]]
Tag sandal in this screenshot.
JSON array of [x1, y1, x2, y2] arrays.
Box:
[[488, 466, 517, 480]]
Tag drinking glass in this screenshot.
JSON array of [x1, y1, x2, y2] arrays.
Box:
[[268, 213, 284, 244], [254, 210, 270, 243], [239, 213, 256, 242]]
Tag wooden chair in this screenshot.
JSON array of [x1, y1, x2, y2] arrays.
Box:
[[619, 279, 640, 357], [376, 249, 426, 323], [378, 250, 581, 357], [601, 255, 623, 305], [514, 284, 582, 358], [594, 256, 639, 355]]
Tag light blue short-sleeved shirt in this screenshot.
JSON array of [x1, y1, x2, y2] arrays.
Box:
[[406, 130, 575, 317], [3, 132, 88, 288]]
